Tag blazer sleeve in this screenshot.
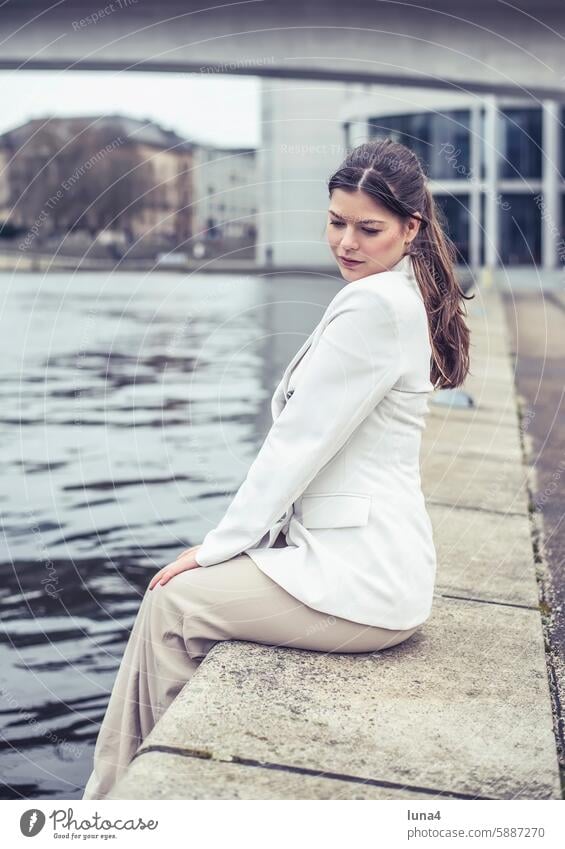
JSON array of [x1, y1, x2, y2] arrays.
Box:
[[194, 286, 403, 567]]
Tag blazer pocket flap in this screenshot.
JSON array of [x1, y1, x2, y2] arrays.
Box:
[[298, 493, 371, 529]]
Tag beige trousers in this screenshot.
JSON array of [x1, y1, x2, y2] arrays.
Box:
[[81, 551, 420, 800]]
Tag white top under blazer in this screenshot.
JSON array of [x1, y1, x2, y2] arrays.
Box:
[[194, 253, 438, 630]]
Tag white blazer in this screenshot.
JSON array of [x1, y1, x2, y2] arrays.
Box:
[[195, 254, 437, 630]]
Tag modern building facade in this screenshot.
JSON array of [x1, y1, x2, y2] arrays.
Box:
[[259, 81, 564, 271], [360, 93, 563, 270]]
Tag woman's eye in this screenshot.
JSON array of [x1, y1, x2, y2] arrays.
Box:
[[329, 221, 380, 235]]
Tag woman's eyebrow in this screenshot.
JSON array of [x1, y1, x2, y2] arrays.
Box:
[[329, 209, 386, 224]]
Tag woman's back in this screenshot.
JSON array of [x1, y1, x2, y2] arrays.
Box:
[[264, 263, 437, 629]]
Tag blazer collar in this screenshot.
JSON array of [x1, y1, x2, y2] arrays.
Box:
[[359, 252, 422, 299], [390, 252, 412, 276], [385, 252, 419, 288]]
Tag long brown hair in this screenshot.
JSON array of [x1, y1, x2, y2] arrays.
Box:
[[328, 138, 473, 389]]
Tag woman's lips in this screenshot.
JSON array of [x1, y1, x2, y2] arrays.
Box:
[[339, 256, 364, 267]]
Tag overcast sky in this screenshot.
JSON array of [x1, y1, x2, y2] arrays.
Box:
[[0, 70, 260, 148]]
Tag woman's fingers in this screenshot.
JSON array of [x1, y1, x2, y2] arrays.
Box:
[[148, 567, 169, 591], [148, 561, 182, 591], [157, 563, 186, 588], [174, 545, 198, 560], [148, 547, 201, 591], [148, 547, 196, 590], [157, 559, 200, 588]]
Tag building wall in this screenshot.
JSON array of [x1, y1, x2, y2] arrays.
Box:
[[128, 143, 193, 245], [0, 116, 197, 248]]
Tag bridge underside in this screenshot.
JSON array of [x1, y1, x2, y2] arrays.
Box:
[[0, 0, 564, 99]]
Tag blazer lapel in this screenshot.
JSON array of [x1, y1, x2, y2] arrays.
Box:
[[270, 324, 321, 420], [282, 326, 319, 389]]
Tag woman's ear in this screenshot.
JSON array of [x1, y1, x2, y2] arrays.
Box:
[[404, 216, 421, 247]]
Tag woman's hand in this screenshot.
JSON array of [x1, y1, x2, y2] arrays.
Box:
[[148, 545, 202, 591], [173, 544, 200, 561]]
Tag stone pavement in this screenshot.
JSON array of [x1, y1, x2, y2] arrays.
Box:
[[109, 285, 562, 800], [499, 284, 565, 788]]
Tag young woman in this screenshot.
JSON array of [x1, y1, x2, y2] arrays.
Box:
[[82, 138, 472, 800]]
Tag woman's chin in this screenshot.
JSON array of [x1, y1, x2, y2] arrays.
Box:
[[337, 263, 367, 281]]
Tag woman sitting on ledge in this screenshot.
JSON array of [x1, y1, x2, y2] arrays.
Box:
[[82, 137, 472, 800]]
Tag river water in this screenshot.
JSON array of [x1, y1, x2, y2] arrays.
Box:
[[0, 269, 340, 799]]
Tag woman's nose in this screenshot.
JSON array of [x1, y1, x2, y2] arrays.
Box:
[[340, 229, 359, 250]]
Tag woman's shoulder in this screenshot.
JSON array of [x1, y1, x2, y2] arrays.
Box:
[[327, 272, 416, 324]]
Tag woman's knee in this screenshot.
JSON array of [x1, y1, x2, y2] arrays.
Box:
[[145, 569, 217, 633], [144, 566, 201, 606], [142, 577, 189, 641]]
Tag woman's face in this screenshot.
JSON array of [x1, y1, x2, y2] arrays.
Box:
[[326, 188, 420, 282]]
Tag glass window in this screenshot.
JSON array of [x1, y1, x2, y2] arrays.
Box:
[[561, 107, 565, 181], [430, 112, 471, 181], [499, 109, 542, 180], [369, 113, 430, 176], [368, 111, 471, 180], [499, 193, 541, 264], [480, 192, 486, 266], [433, 193, 470, 263], [557, 192, 565, 266], [479, 108, 486, 182]]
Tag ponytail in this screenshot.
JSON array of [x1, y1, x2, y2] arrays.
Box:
[[410, 186, 473, 389]]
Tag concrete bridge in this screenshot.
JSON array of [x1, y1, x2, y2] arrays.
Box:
[[1, 0, 564, 99]]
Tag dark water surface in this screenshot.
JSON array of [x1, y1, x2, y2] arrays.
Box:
[[0, 269, 340, 799]]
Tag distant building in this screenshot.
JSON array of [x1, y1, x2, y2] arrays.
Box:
[[192, 145, 257, 242], [0, 115, 195, 248]]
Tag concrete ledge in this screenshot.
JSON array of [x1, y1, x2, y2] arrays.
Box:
[[110, 750, 437, 800], [113, 595, 559, 800], [109, 287, 562, 800]]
